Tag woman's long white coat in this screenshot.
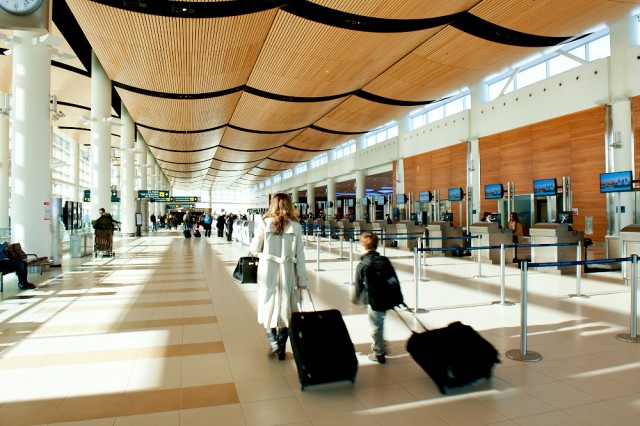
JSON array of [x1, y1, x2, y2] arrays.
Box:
[[250, 218, 308, 328]]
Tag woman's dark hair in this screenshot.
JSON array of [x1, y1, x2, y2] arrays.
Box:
[[510, 212, 520, 223]]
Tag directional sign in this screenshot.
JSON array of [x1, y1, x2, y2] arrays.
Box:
[[83, 190, 119, 202], [167, 204, 195, 209], [138, 190, 169, 199], [170, 196, 199, 203]]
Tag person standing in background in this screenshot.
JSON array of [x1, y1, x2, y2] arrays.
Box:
[[150, 213, 157, 232]]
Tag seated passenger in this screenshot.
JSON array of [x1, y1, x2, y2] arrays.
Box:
[[0, 242, 36, 290]]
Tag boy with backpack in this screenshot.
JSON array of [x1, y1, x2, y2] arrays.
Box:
[[354, 232, 404, 364]]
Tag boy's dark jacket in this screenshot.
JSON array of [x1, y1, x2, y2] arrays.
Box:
[[355, 251, 403, 311]]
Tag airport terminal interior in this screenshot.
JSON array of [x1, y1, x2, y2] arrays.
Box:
[[0, 229, 639, 425], [3, 1, 640, 425]]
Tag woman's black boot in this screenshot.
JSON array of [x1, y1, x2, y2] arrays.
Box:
[[266, 328, 278, 355], [277, 328, 288, 360]]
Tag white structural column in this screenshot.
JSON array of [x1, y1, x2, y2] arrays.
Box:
[[355, 170, 365, 220], [291, 187, 299, 203], [608, 16, 638, 231], [10, 31, 52, 256], [70, 136, 80, 201], [0, 93, 9, 229], [120, 105, 135, 236], [306, 183, 315, 216], [327, 177, 336, 219], [90, 51, 112, 218], [468, 81, 489, 223], [136, 131, 147, 192]]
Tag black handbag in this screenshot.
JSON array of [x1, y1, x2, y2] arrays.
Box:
[[232, 256, 259, 283]]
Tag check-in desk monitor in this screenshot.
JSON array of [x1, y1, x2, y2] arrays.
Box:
[[529, 223, 584, 274]]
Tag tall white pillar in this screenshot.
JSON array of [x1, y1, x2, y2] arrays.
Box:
[[136, 131, 147, 191], [608, 16, 638, 230], [291, 187, 299, 203], [90, 51, 112, 218], [0, 93, 9, 229], [120, 105, 135, 236], [71, 138, 80, 201], [327, 178, 336, 219], [306, 183, 315, 216], [10, 31, 52, 256], [355, 170, 365, 220]]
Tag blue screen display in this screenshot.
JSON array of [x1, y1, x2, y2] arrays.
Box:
[[600, 171, 633, 193], [533, 178, 557, 196], [448, 188, 463, 201], [418, 191, 432, 203], [396, 194, 407, 204], [484, 184, 504, 200]]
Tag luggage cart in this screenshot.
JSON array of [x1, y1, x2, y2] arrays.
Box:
[[94, 229, 114, 258]]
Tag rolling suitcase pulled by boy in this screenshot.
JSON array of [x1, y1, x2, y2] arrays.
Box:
[[395, 310, 500, 394]]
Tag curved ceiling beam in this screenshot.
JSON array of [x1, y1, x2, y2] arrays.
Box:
[[148, 144, 218, 153]]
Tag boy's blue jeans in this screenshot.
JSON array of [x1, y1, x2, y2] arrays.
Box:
[[367, 305, 386, 356]]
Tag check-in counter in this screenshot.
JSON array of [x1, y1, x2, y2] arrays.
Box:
[[394, 222, 424, 250], [335, 219, 354, 240], [469, 222, 513, 264], [619, 225, 640, 279], [426, 221, 463, 256], [352, 221, 372, 238], [323, 220, 337, 238], [529, 223, 584, 274], [603, 235, 622, 271]]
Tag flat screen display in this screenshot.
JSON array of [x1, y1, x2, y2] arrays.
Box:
[[600, 171, 633, 193], [337, 200, 342, 208], [448, 188, 463, 201], [396, 194, 407, 204], [348, 199, 354, 207], [418, 191, 432, 203], [361, 197, 369, 206], [376, 195, 385, 206], [533, 178, 557, 196], [484, 184, 504, 200]]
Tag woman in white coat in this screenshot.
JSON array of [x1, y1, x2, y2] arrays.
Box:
[[250, 193, 308, 360]]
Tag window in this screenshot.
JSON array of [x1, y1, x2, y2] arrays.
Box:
[[516, 62, 546, 89], [427, 107, 444, 123], [272, 174, 281, 183], [282, 169, 293, 179], [445, 97, 464, 116], [549, 54, 580, 76], [334, 140, 355, 158], [311, 154, 328, 168], [295, 163, 307, 174], [587, 35, 610, 61]]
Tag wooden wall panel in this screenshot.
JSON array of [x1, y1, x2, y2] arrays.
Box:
[[499, 127, 533, 194], [531, 116, 573, 179], [634, 97, 640, 180], [480, 135, 501, 215], [570, 107, 606, 241]]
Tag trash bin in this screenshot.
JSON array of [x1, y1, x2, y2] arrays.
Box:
[[70, 234, 82, 258]]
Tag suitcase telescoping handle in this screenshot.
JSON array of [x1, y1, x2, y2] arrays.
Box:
[[297, 286, 316, 312], [392, 305, 429, 333]]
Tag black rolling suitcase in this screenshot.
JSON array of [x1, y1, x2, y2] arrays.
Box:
[[395, 310, 499, 394], [193, 229, 201, 238], [183, 229, 191, 238], [290, 290, 358, 390]]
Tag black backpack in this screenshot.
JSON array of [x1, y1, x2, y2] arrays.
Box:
[[364, 255, 404, 311]]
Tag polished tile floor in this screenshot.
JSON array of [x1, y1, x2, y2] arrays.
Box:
[[0, 229, 639, 425]]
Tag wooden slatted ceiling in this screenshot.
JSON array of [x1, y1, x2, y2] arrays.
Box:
[[471, 0, 638, 35], [51, 68, 91, 109], [141, 126, 223, 147], [230, 94, 344, 132], [212, 147, 276, 163], [258, 158, 300, 172], [316, 0, 477, 19], [314, 97, 419, 132], [284, 128, 354, 151], [50, 23, 86, 71], [248, 13, 438, 97], [153, 150, 216, 164], [117, 91, 239, 131], [267, 147, 318, 163], [219, 128, 300, 151], [363, 30, 532, 101], [67, 0, 276, 92]]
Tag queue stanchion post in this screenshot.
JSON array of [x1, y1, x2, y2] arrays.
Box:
[[492, 243, 515, 306], [315, 228, 324, 272], [474, 235, 488, 279], [506, 261, 543, 362], [569, 240, 589, 299], [419, 237, 428, 282], [382, 229, 386, 257], [337, 230, 347, 260], [407, 246, 428, 314], [617, 254, 639, 343]]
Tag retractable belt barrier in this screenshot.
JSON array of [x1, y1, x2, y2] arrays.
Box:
[[505, 254, 639, 363]]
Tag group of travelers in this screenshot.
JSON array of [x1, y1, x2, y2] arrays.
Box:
[[248, 193, 399, 364]]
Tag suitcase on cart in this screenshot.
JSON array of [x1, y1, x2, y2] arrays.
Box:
[[290, 290, 358, 390], [395, 310, 499, 394]]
